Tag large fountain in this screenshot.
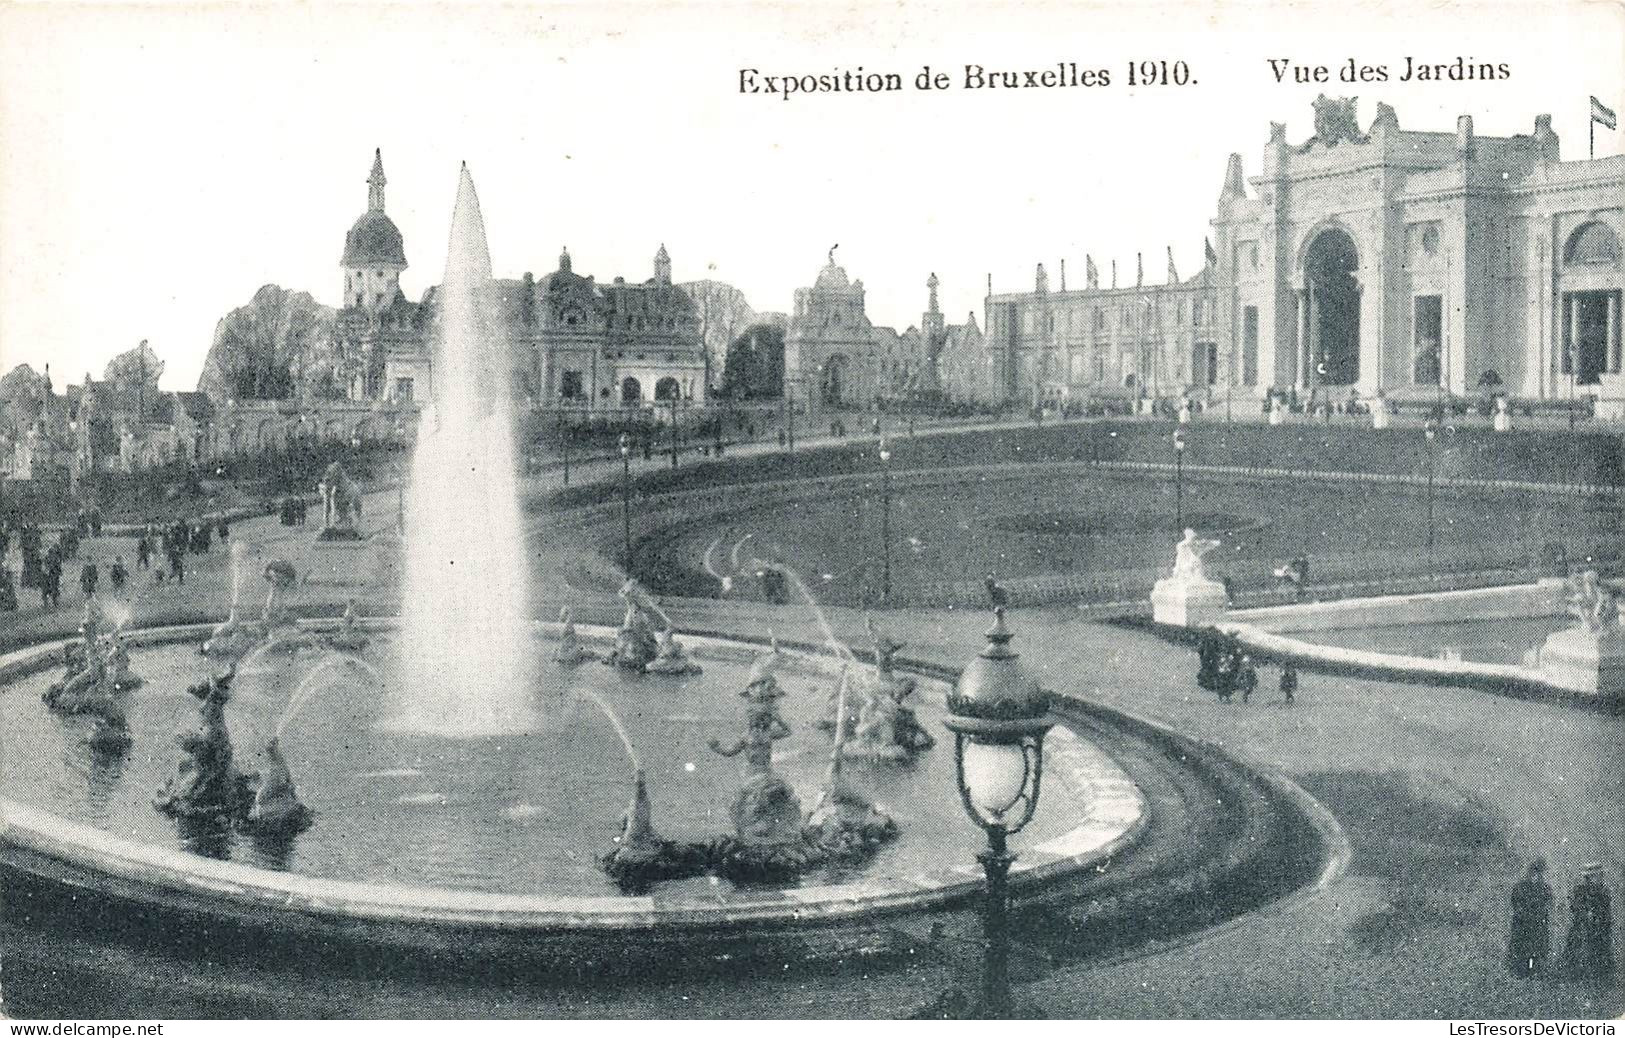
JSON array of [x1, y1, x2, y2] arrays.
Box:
[[393, 164, 536, 735]]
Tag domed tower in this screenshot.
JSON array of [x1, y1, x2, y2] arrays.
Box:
[[341, 149, 408, 313], [653, 243, 671, 285]]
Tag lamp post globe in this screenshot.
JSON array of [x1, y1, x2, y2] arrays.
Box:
[[944, 606, 1055, 1018]]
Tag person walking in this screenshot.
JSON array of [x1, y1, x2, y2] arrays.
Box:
[[1562, 864, 1616, 984], [136, 535, 151, 570], [1238, 654, 1258, 703], [1508, 858, 1554, 977], [79, 560, 99, 599], [109, 557, 128, 594], [1280, 661, 1299, 704], [168, 547, 186, 586]]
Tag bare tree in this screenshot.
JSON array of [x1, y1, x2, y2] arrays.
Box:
[[679, 280, 755, 392]]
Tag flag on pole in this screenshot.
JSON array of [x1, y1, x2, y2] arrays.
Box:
[[1593, 95, 1618, 130]]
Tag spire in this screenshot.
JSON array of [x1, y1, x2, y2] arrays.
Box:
[[1221, 153, 1246, 199], [1059, 258, 1066, 292], [368, 149, 387, 213], [1035, 262, 1048, 294], [926, 272, 940, 314], [654, 243, 671, 284], [559, 246, 572, 274]]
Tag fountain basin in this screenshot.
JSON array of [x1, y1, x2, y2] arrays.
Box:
[[0, 621, 1144, 938]]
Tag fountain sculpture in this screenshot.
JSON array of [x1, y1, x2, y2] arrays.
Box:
[[599, 768, 708, 892], [552, 606, 594, 665], [607, 579, 661, 672], [153, 667, 254, 827], [805, 666, 898, 860], [707, 640, 823, 882], [43, 600, 138, 719], [838, 617, 934, 761]]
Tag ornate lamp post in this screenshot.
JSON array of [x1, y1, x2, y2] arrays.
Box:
[[619, 432, 633, 572], [878, 437, 893, 605], [1173, 427, 1186, 531], [944, 607, 1056, 1018], [1424, 418, 1438, 580]]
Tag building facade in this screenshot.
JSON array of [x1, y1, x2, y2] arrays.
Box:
[[333, 152, 707, 411], [986, 98, 1625, 411], [785, 253, 981, 409]]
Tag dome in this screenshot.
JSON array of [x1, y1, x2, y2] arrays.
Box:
[[814, 259, 850, 290], [342, 211, 407, 268]]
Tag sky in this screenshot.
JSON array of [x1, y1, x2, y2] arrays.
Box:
[[0, 0, 1619, 391]]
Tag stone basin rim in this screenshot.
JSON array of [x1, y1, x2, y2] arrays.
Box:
[[0, 619, 1145, 933]]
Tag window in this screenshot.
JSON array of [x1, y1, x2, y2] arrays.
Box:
[[1566, 222, 1619, 266], [561, 370, 584, 400], [393, 377, 414, 403]]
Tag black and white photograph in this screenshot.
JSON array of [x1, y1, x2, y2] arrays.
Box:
[[0, 0, 1621, 1024]]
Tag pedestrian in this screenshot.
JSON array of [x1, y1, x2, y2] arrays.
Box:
[[1215, 650, 1235, 703], [1238, 654, 1258, 703], [89, 507, 103, 538], [1562, 864, 1616, 984], [169, 548, 186, 586], [1508, 858, 1554, 978], [79, 561, 99, 599], [217, 517, 230, 541], [1280, 661, 1298, 704], [0, 566, 16, 612], [43, 559, 62, 609], [136, 536, 151, 570], [109, 557, 128, 594], [1197, 629, 1221, 692]]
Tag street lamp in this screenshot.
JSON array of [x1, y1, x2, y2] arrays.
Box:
[[878, 438, 893, 605], [1173, 427, 1186, 531], [943, 607, 1056, 1019], [1424, 418, 1438, 581], [619, 432, 633, 572]]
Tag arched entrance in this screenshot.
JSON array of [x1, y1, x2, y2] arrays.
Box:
[[653, 377, 680, 401], [820, 354, 851, 408], [620, 377, 642, 405], [1301, 228, 1361, 387]]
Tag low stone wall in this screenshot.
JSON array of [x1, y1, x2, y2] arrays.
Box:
[[1234, 580, 1569, 634]]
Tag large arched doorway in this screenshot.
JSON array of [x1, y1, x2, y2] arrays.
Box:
[[821, 354, 851, 408], [620, 377, 642, 405], [653, 376, 680, 402], [1302, 229, 1361, 387]]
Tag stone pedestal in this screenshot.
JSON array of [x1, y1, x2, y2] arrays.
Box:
[[1151, 574, 1229, 627], [1371, 407, 1390, 430], [304, 539, 376, 588], [1539, 626, 1625, 698], [1594, 375, 1625, 422]]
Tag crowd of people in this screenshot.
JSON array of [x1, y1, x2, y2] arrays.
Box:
[[1, 512, 230, 612], [1196, 628, 1297, 704], [1508, 858, 1617, 987]]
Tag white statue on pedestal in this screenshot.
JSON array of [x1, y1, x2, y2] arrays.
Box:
[[1539, 570, 1625, 696], [1152, 528, 1229, 627]]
